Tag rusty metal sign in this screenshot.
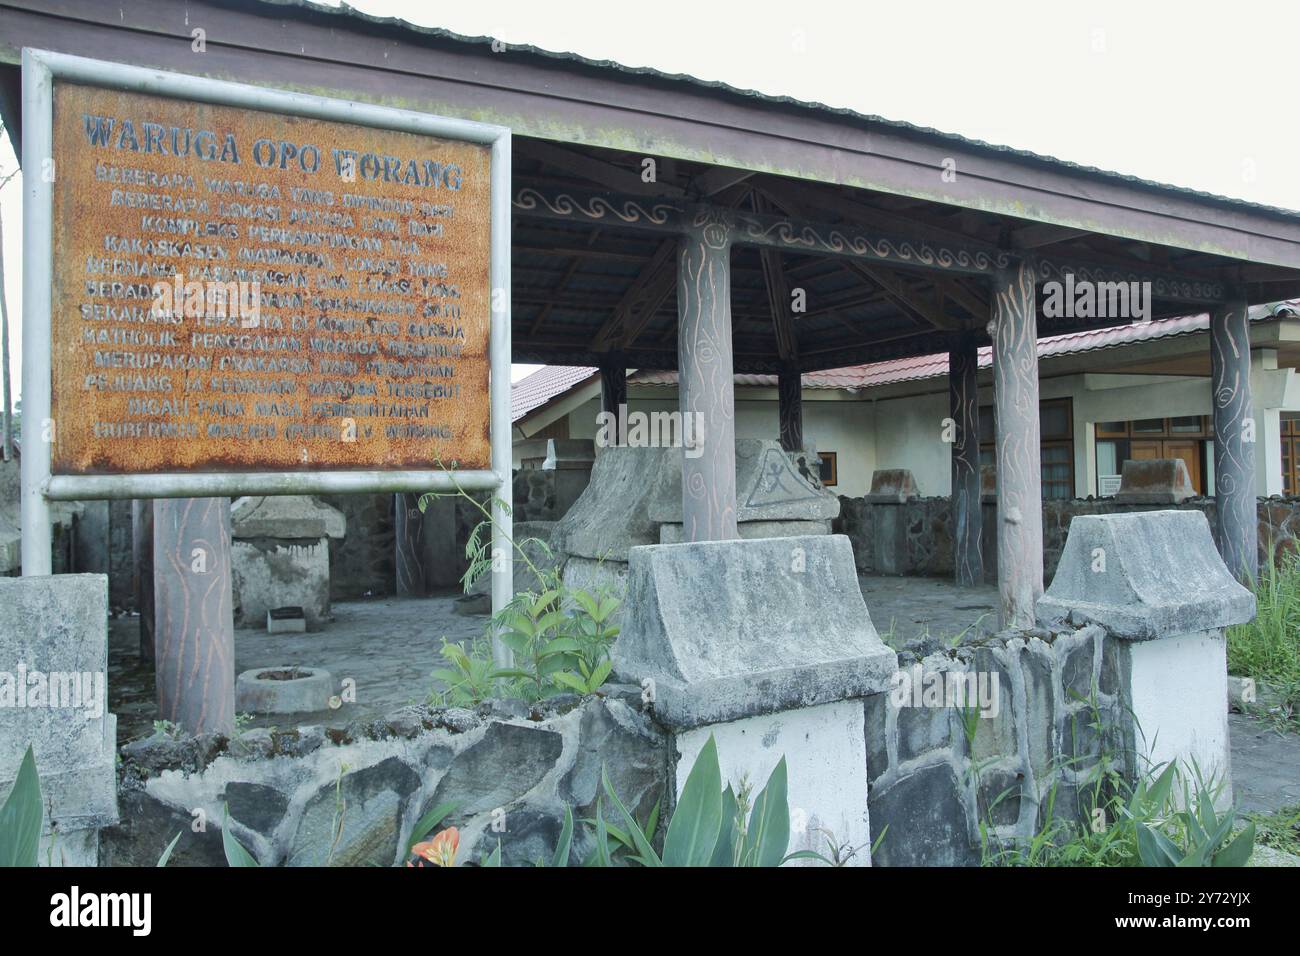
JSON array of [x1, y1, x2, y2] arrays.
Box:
[[48, 83, 493, 475]]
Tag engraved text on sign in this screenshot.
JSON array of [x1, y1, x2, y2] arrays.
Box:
[[50, 84, 492, 474]]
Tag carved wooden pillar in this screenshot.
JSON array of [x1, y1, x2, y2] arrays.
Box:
[[153, 497, 235, 734], [677, 211, 738, 541], [990, 260, 1044, 628], [394, 492, 428, 596], [600, 357, 627, 418], [949, 335, 983, 587], [778, 363, 803, 453], [1210, 295, 1257, 580]]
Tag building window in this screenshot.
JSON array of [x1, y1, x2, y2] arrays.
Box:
[[818, 451, 838, 487], [1091, 415, 1211, 496], [977, 398, 1074, 499], [1282, 415, 1300, 496]]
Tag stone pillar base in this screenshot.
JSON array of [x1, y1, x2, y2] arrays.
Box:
[[615, 534, 896, 864]]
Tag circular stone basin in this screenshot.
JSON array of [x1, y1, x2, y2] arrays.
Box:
[[235, 666, 334, 715]]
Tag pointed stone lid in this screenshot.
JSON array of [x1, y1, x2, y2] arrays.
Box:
[[1036, 510, 1254, 640], [613, 534, 896, 730]]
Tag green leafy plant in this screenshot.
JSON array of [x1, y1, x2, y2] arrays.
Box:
[[0, 746, 42, 868], [1133, 765, 1254, 867], [1227, 548, 1300, 725], [420, 477, 620, 707], [588, 734, 818, 867], [152, 719, 183, 740]]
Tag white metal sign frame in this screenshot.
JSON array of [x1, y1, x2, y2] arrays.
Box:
[[19, 46, 513, 629]]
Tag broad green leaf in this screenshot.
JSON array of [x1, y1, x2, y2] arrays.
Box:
[[662, 735, 724, 867], [742, 757, 791, 867], [644, 798, 662, 843], [593, 797, 612, 867], [1136, 823, 1182, 867], [587, 659, 614, 690], [552, 672, 591, 693], [709, 784, 740, 867], [535, 611, 568, 635], [156, 831, 183, 867], [551, 806, 574, 868], [0, 746, 42, 868], [572, 591, 599, 619], [481, 840, 502, 867], [601, 766, 661, 866], [500, 631, 532, 656], [1212, 823, 1254, 867], [221, 806, 259, 867], [541, 637, 582, 656]]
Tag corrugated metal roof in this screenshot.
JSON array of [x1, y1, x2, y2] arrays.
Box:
[[244, 0, 1300, 222], [514, 301, 1300, 415]]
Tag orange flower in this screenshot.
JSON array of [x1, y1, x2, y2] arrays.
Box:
[[411, 827, 460, 867]]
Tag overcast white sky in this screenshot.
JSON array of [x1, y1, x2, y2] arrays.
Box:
[[3, 0, 1298, 398]]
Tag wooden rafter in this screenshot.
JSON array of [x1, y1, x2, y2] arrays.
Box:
[[842, 260, 963, 332], [592, 238, 678, 352]]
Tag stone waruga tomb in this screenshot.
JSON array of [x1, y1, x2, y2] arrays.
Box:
[[0, 0, 1296, 872]]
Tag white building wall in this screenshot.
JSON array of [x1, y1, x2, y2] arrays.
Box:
[[546, 363, 1300, 501]]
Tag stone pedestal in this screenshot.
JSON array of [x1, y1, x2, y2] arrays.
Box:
[[231, 496, 345, 630], [1037, 510, 1254, 801], [1113, 459, 1195, 504], [0, 574, 118, 865], [541, 439, 596, 518], [866, 469, 919, 576], [614, 534, 896, 864]]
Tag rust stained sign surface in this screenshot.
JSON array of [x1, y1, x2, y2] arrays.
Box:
[[49, 83, 492, 475]]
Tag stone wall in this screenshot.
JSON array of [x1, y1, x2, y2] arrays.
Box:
[[837, 494, 1300, 583], [865, 621, 1121, 866], [103, 692, 668, 867]]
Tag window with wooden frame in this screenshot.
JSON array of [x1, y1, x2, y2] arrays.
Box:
[[1282, 415, 1300, 496], [1092, 415, 1211, 496], [977, 398, 1075, 500], [818, 451, 838, 487]]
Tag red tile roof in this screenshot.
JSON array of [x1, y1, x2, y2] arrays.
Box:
[[511, 365, 598, 421], [511, 302, 1300, 420]]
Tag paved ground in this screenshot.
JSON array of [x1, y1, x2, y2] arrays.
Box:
[[1229, 713, 1300, 813], [859, 575, 999, 646], [109, 591, 484, 742]]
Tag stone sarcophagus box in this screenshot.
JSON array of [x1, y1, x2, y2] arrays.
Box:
[[231, 496, 346, 631]]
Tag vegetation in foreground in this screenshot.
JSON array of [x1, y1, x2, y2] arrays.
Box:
[[1227, 551, 1300, 730]]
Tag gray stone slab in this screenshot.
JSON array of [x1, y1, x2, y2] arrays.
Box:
[[232, 495, 346, 540], [1114, 458, 1195, 504], [553, 440, 838, 563], [0, 574, 118, 832], [866, 468, 920, 503], [614, 534, 896, 730], [1036, 510, 1255, 640]]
